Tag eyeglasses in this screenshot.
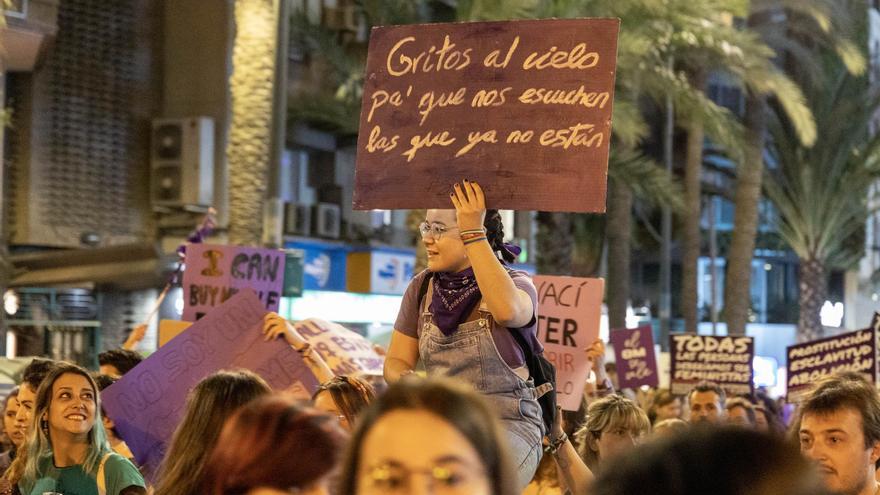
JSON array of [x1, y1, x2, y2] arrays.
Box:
[[418, 221, 459, 240], [362, 462, 486, 494]]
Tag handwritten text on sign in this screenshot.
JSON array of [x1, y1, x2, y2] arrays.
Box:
[[101, 290, 318, 479], [294, 318, 385, 376], [182, 243, 285, 321], [670, 334, 754, 397], [786, 328, 876, 401], [534, 275, 604, 411], [610, 326, 659, 389], [354, 18, 620, 213]]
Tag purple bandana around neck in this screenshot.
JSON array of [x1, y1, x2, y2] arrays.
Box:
[[429, 268, 483, 335]]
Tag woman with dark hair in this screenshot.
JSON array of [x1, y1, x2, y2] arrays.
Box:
[[312, 376, 376, 432], [0, 388, 23, 474], [339, 377, 518, 495], [154, 370, 271, 495], [201, 396, 347, 495], [18, 363, 145, 495], [384, 181, 544, 489]]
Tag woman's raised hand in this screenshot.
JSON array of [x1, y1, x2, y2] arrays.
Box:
[[262, 312, 308, 351], [450, 180, 486, 232]]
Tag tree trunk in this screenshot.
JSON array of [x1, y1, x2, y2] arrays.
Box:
[[798, 257, 827, 343], [606, 177, 633, 329], [724, 92, 766, 335], [681, 70, 706, 334], [227, 0, 277, 246], [535, 212, 572, 275]]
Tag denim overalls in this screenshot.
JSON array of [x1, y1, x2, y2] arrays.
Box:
[[419, 281, 544, 489]]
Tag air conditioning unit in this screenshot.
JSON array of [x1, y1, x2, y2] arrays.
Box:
[[314, 203, 341, 239], [150, 117, 214, 207], [283, 202, 312, 236]]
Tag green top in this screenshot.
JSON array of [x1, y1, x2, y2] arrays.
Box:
[[22, 451, 145, 495]]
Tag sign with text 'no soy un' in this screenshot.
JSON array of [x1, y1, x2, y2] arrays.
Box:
[[354, 18, 620, 213], [533, 275, 604, 411], [182, 244, 286, 321], [670, 334, 754, 397]]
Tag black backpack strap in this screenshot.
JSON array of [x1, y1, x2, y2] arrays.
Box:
[[509, 329, 553, 398]]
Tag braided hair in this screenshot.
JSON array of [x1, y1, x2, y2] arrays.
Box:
[[483, 209, 516, 264]]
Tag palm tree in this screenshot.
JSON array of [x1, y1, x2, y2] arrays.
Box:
[[764, 60, 880, 342], [723, 0, 865, 336]]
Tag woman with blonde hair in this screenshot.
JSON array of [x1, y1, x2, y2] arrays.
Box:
[[17, 363, 145, 495], [153, 370, 271, 495], [576, 395, 651, 472]]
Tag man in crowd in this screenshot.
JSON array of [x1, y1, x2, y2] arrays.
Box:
[[725, 397, 756, 428], [99, 348, 144, 378], [688, 381, 726, 425], [798, 373, 880, 495]]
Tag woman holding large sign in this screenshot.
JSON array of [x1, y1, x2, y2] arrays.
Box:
[[385, 180, 544, 489]]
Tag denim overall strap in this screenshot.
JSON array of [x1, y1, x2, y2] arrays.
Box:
[[417, 278, 544, 490]]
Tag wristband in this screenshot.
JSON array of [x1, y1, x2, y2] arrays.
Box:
[[546, 432, 568, 455], [459, 228, 486, 236], [462, 236, 487, 246]]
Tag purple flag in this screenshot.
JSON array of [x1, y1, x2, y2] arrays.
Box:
[[610, 325, 659, 389], [182, 243, 285, 321], [101, 290, 318, 479]]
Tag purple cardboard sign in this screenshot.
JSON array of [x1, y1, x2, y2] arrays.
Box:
[[101, 290, 318, 479], [610, 325, 658, 389], [182, 243, 286, 321], [669, 334, 754, 397], [786, 327, 875, 402]]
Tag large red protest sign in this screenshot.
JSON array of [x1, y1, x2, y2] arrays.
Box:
[[182, 244, 285, 321], [354, 18, 619, 212], [533, 275, 604, 410], [669, 334, 754, 397], [786, 328, 876, 402], [101, 290, 318, 479]]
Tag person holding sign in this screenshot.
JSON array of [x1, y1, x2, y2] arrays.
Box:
[[385, 180, 544, 490]]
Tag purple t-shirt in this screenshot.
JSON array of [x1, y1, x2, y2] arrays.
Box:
[[394, 269, 543, 368]]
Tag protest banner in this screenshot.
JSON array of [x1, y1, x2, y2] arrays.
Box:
[[354, 18, 620, 212], [786, 328, 876, 402], [102, 290, 318, 479], [610, 325, 659, 389], [293, 318, 385, 375], [182, 243, 285, 321], [670, 334, 754, 397], [533, 275, 604, 410]]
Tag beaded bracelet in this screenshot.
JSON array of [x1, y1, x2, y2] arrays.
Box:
[[462, 236, 487, 246]]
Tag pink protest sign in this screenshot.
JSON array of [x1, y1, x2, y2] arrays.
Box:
[[534, 275, 604, 411], [101, 290, 318, 479], [610, 325, 659, 389], [182, 243, 286, 321], [294, 318, 385, 376]]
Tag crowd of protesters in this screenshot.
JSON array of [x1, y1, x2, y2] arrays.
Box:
[[0, 184, 877, 494]]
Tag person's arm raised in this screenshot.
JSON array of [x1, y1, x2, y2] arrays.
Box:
[[451, 180, 532, 328], [384, 330, 419, 383], [262, 313, 335, 384]]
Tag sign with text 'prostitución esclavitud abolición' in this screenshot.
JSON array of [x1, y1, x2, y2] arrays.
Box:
[[354, 18, 619, 213]]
